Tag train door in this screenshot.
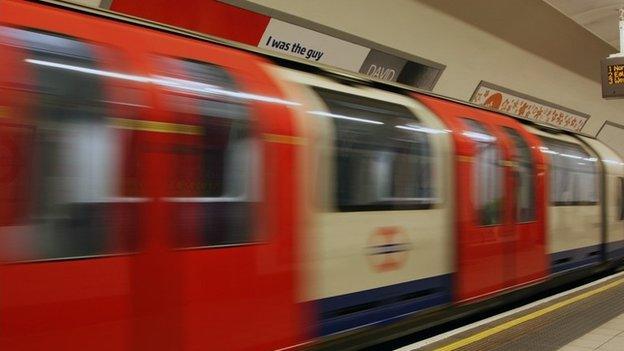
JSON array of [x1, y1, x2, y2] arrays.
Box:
[[457, 117, 512, 299], [499, 126, 547, 285], [452, 113, 548, 299], [143, 35, 304, 350], [414, 94, 524, 301], [0, 2, 149, 350]]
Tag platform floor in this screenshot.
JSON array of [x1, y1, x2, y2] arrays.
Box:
[[558, 313, 624, 351], [397, 271, 624, 351]]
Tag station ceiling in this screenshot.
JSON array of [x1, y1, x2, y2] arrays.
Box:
[[545, 0, 623, 51]]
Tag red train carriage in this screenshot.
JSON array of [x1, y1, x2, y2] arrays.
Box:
[[0, 1, 305, 350], [0, 1, 623, 350], [415, 94, 548, 302]]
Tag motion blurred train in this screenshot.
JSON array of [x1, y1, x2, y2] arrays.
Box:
[[1, 1, 623, 350]]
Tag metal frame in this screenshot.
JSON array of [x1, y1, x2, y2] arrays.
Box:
[[469, 80, 591, 132], [597, 119, 624, 138]]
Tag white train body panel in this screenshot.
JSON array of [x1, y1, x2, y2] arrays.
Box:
[[269, 66, 455, 302], [526, 126, 601, 261], [580, 136, 624, 258]]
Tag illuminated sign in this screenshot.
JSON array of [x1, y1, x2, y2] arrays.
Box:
[[607, 64, 624, 85], [602, 57, 624, 99], [470, 81, 589, 132]]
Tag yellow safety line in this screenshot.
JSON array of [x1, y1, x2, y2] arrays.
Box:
[[457, 155, 473, 163], [501, 160, 518, 168], [108, 119, 305, 145], [434, 277, 624, 351], [263, 133, 305, 145], [109, 117, 203, 135]]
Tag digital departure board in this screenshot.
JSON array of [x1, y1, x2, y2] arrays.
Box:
[[602, 56, 624, 98], [607, 64, 624, 84]]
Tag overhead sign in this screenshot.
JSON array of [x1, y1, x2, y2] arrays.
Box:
[[105, 0, 444, 90], [258, 19, 369, 72], [255, 18, 442, 87], [470, 81, 589, 132], [259, 19, 415, 82], [601, 56, 624, 99]]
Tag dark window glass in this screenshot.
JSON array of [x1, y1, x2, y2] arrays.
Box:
[[619, 177, 624, 220], [313, 88, 436, 211], [0, 28, 136, 260], [503, 127, 536, 222], [157, 57, 255, 247], [539, 137, 598, 205], [462, 118, 503, 225]]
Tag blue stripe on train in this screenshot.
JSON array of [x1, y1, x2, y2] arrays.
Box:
[[550, 244, 602, 273], [607, 240, 624, 260], [311, 243, 621, 337], [315, 274, 452, 336]]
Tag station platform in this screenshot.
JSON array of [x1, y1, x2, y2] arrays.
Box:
[[397, 272, 624, 351]]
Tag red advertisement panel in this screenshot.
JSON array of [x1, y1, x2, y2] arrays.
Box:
[[110, 0, 270, 45]]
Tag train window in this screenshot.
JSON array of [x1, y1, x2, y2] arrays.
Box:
[[312, 88, 435, 211], [462, 118, 503, 225], [156, 57, 256, 247], [503, 128, 536, 222], [539, 138, 598, 206], [0, 28, 138, 261]]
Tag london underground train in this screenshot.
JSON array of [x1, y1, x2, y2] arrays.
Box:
[[0, 1, 623, 350]]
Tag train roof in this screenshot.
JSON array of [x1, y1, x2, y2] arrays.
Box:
[[33, 0, 594, 139]]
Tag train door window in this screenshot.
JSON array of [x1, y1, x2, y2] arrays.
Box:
[[155, 57, 256, 247], [503, 128, 536, 222], [0, 27, 135, 260], [539, 138, 598, 205], [312, 88, 436, 211], [462, 118, 503, 225]]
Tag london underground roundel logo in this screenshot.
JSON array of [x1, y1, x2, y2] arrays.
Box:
[[365, 226, 413, 272]]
